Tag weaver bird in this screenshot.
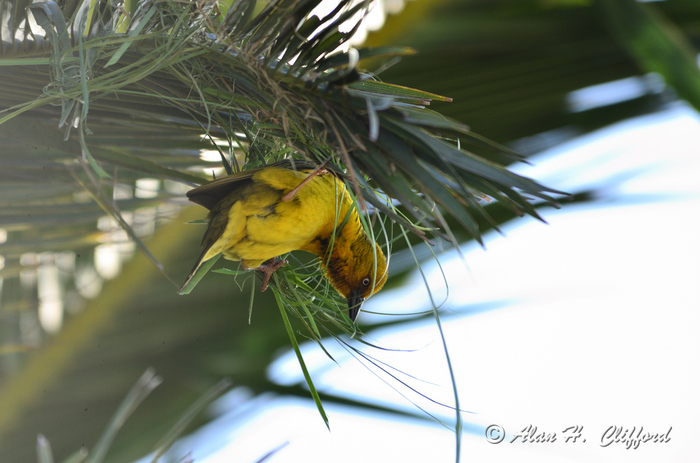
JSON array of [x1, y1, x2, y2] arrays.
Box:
[[180, 160, 388, 321]]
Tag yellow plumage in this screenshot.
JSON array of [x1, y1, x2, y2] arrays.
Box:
[[181, 160, 387, 320]]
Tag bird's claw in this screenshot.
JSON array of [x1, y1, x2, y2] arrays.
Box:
[[254, 258, 287, 292]]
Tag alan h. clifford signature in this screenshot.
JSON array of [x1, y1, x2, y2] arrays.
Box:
[[485, 424, 672, 449]]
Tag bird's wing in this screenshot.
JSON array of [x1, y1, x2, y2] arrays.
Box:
[[186, 170, 259, 210], [186, 159, 322, 210]]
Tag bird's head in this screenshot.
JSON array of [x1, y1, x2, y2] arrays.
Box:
[[324, 239, 388, 322]]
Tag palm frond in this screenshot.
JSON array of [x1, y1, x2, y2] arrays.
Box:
[[1, 0, 561, 258]]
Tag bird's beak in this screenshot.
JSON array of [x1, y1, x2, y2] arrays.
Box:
[[347, 291, 364, 322]]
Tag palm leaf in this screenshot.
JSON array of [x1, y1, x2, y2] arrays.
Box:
[[1, 0, 560, 257]]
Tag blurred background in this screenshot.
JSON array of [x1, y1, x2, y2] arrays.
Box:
[[1, 0, 699, 462]]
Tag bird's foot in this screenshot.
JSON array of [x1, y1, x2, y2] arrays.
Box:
[[245, 258, 287, 292]]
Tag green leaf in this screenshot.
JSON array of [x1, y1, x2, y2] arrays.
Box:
[[150, 379, 231, 463], [92, 148, 207, 186], [27, 2, 72, 56], [394, 105, 469, 134], [375, 129, 482, 241], [212, 267, 246, 275], [600, 0, 700, 111], [104, 4, 158, 68], [220, 0, 259, 34], [178, 254, 222, 295], [36, 434, 54, 463], [0, 58, 54, 66], [79, 129, 112, 179], [274, 290, 330, 430], [86, 369, 162, 463], [314, 46, 417, 73], [348, 80, 453, 103], [386, 118, 562, 200], [60, 448, 88, 463]]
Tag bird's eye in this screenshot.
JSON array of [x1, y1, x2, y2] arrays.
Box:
[[362, 277, 370, 286]]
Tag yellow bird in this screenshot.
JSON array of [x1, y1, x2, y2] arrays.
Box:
[[181, 159, 388, 320]]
